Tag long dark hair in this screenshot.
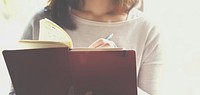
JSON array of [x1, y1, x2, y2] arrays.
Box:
[[47, 0, 76, 30], [47, 0, 138, 30]]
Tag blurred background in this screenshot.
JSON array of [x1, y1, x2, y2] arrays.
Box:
[[145, 0, 200, 94], [0, 0, 47, 94], [0, 0, 200, 95]]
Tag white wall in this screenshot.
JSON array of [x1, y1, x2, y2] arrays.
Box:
[[0, 0, 47, 95], [144, 0, 200, 95]]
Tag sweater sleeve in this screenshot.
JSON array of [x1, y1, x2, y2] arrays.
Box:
[[21, 20, 34, 40], [21, 9, 49, 40], [138, 23, 164, 95]]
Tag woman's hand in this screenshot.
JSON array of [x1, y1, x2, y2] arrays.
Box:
[[89, 38, 117, 48]]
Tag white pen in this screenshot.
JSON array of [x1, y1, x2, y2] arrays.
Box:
[[105, 33, 113, 40]]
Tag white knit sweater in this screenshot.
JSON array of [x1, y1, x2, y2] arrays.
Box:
[[21, 8, 164, 95]]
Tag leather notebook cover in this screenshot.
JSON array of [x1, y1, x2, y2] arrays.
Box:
[[69, 50, 137, 95], [3, 47, 137, 95]]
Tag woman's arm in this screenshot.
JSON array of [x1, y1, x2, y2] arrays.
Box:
[[138, 25, 164, 95], [21, 9, 49, 40]]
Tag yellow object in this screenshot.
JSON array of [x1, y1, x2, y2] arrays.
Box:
[[39, 18, 73, 48]]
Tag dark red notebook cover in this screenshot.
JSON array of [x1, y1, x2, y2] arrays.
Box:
[[3, 47, 137, 95]]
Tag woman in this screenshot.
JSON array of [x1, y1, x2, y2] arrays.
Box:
[[10, 0, 163, 95]]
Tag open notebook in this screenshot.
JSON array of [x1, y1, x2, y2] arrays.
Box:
[[3, 47, 137, 95]]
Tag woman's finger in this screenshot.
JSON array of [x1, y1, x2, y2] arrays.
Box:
[[88, 38, 106, 48], [89, 38, 117, 48]]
